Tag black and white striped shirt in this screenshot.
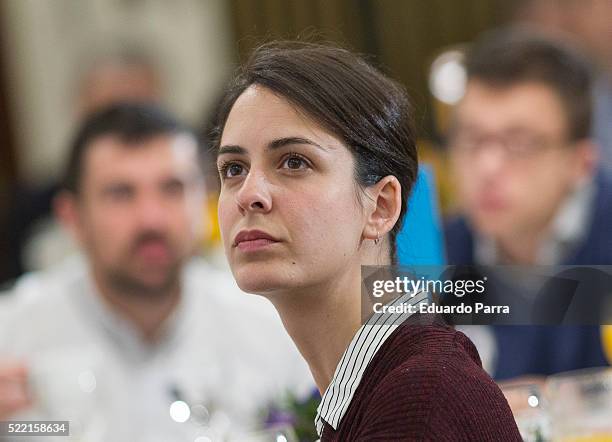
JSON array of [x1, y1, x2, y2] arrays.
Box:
[[314, 289, 430, 437]]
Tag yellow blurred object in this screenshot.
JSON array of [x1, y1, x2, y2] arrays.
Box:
[[201, 193, 221, 251], [601, 326, 612, 364], [561, 434, 612, 442]]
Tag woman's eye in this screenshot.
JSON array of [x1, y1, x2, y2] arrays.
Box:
[[219, 162, 247, 179], [281, 154, 310, 170]]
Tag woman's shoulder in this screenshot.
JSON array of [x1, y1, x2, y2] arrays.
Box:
[[378, 324, 495, 398], [356, 323, 521, 440], [381, 316, 483, 365], [371, 322, 486, 396]]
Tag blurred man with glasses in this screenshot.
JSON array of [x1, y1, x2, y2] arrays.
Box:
[[445, 28, 612, 380]]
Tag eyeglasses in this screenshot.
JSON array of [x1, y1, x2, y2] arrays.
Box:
[[448, 129, 567, 160]]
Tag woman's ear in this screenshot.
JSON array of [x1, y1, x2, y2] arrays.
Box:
[[362, 175, 402, 241]]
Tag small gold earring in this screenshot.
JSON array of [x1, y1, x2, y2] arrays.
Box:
[[374, 231, 380, 245]]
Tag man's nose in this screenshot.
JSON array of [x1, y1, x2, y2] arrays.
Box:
[[474, 143, 507, 177], [235, 169, 272, 214], [135, 193, 170, 228]]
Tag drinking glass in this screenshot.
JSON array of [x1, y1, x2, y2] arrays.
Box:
[[545, 367, 612, 442], [500, 382, 549, 441]]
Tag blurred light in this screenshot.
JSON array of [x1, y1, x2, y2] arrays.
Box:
[[429, 50, 467, 105], [528, 395, 539, 408], [190, 404, 211, 426], [194, 437, 212, 442], [209, 411, 231, 433], [170, 400, 191, 423], [276, 435, 288, 442], [77, 370, 97, 393]]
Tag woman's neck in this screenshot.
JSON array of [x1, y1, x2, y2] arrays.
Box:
[[267, 265, 363, 394]]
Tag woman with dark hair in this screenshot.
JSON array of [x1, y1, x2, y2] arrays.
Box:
[[213, 41, 520, 441]]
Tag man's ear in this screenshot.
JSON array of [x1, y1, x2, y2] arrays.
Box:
[[362, 176, 402, 241], [53, 191, 85, 246], [571, 139, 599, 184]]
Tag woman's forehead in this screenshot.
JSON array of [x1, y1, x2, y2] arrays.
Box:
[[220, 85, 344, 153]]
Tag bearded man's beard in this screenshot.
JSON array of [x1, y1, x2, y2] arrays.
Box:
[[105, 262, 182, 299], [103, 229, 184, 299]]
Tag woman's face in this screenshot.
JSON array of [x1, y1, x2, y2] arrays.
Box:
[[217, 85, 368, 295]]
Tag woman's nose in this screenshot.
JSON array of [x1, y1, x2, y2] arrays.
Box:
[[235, 170, 272, 214]]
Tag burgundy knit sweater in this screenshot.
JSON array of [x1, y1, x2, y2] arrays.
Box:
[[320, 322, 521, 441]]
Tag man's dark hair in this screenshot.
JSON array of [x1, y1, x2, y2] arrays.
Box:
[[465, 27, 593, 141], [63, 102, 189, 194], [211, 41, 418, 264]]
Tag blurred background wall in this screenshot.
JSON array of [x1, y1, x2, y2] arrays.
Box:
[[0, 0, 234, 185], [229, 0, 503, 134]]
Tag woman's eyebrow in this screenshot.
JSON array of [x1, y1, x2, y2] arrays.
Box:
[[218, 145, 247, 156], [218, 137, 330, 156], [268, 136, 328, 152]]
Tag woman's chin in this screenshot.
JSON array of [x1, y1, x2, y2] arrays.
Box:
[[232, 267, 285, 295]]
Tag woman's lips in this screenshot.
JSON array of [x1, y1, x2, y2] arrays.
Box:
[[236, 238, 279, 252], [233, 229, 280, 252]]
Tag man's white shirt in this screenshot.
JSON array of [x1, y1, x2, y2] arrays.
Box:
[[0, 255, 313, 442]]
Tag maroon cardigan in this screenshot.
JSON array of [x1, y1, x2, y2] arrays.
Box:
[[320, 322, 521, 441]]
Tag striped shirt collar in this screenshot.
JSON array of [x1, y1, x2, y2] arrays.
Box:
[[315, 289, 430, 437]]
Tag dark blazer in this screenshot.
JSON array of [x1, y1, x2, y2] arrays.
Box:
[[444, 171, 612, 380]]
